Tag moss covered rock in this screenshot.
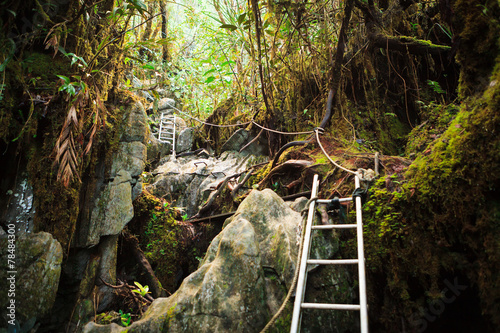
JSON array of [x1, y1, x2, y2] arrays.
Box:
[[84, 189, 356, 332], [0, 232, 62, 328]]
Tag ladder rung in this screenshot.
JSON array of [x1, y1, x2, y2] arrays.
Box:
[[312, 224, 357, 230], [306, 259, 358, 265], [301, 303, 361, 311], [317, 198, 352, 204]]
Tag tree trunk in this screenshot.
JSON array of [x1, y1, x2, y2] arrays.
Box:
[[160, 2, 169, 64]]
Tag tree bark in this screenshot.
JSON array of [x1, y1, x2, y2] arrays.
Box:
[[160, 2, 169, 63]]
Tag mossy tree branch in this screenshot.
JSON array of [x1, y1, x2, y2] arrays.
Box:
[[368, 33, 451, 55]]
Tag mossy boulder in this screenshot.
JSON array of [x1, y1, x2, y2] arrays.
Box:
[[83, 190, 298, 332], [0, 232, 62, 328], [84, 189, 354, 332]]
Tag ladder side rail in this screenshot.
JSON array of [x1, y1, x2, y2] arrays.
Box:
[[158, 112, 164, 142], [172, 114, 176, 158], [355, 175, 369, 333], [290, 174, 320, 333]]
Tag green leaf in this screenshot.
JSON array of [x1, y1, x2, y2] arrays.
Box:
[[203, 68, 216, 76], [220, 60, 235, 67], [220, 24, 237, 31], [57, 75, 70, 84], [156, 39, 170, 45], [142, 64, 155, 70], [205, 76, 215, 83], [6, 9, 16, 17], [67, 85, 76, 96], [96, 36, 110, 53], [237, 13, 247, 25]]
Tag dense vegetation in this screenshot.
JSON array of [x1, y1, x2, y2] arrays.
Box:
[[1, 0, 499, 331]]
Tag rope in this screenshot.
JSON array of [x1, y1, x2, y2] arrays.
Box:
[[314, 128, 358, 176], [167, 106, 312, 134], [260, 197, 317, 333], [251, 120, 315, 135], [167, 105, 251, 128]]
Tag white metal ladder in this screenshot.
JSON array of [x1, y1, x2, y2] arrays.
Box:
[[290, 174, 368, 333], [158, 112, 176, 157]]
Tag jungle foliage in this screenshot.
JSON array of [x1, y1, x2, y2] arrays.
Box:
[[1, 0, 499, 331]]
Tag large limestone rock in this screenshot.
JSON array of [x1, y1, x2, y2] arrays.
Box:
[[147, 151, 267, 217], [0, 232, 62, 328], [83, 189, 301, 332], [83, 189, 355, 332], [175, 127, 194, 153], [88, 171, 134, 246], [221, 128, 267, 156], [110, 142, 146, 178], [158, 97, 175, 111], [78, 102, 148, 247]]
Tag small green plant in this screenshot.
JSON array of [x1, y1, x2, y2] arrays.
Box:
[[132, 281, 150, 297], [56, 75, 87, 97], [427, 80, 445, 94], [272, 181, 279, 191], [118, 310, 131, 327], [182, 213, 188, 221]]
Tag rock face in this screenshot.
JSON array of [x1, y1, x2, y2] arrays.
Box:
[[83, 188, 357, 333], [79, 102, 148, 247], [158, 97, 175, 111], [0, 232, 63, 328], [83, 189, 301, 332], [1, 175, 35, 234], [147, 151, 267, 217], [221, 128, 267, 156], [176, 127, 194, 153]]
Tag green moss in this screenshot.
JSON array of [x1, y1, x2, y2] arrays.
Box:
[[351, 102, 410, 156], [358, 64, 500, 329], [22, 52, 70, 88], [132, 191, 181, 292], [405, 103, 459, 155], [453, 0, 500, 96]]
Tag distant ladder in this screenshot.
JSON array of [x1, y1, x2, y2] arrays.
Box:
[[158, 112, 176, 158], [290, 174, 368, 333]]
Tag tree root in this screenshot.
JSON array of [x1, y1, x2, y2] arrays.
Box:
[[121, 230, 164, 298], [258, 160, 312, 189], [100, 278, 153, 315], [192, 172, 244, 219]]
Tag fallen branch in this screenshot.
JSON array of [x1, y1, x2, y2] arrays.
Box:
[[271, 140, 311, 169], [369, 33, 451, 55]]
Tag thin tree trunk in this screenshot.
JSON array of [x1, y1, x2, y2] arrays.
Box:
[[160, 2, 169, 63]]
